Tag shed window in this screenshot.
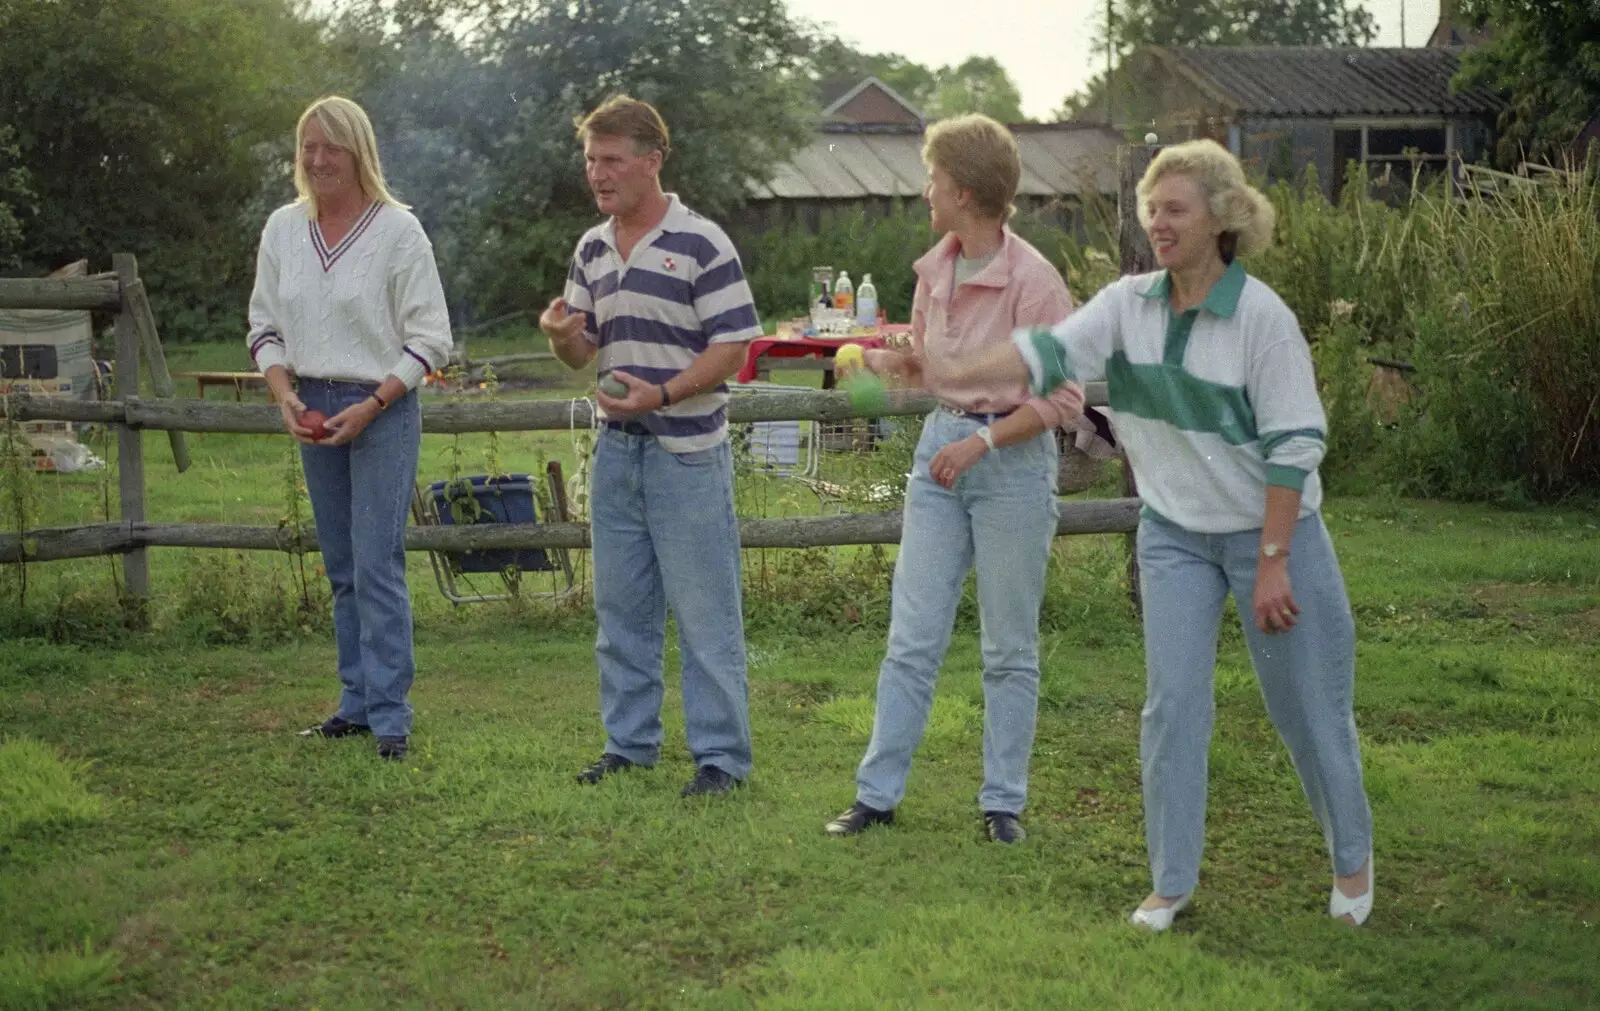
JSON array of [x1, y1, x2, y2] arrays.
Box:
[[1366, 127, 1448, 160]]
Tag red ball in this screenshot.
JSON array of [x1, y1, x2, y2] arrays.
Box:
[[300, 409, 329, 441]]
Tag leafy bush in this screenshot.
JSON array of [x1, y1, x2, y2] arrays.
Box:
[[1253, 162, 1600, 500]]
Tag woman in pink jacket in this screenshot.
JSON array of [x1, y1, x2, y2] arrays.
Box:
[[826, 114, 1084, 843]]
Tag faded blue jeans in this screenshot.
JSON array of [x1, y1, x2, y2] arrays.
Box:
[[856, 408, 1060, 815], [298, 378, 420, 739], [590, 426, 752, 779], [1136, 511, 1373, 897]]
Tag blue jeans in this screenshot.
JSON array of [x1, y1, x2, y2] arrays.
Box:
[[298, 379, 420, 739], [856, 409, 1060, 815], [590, 428, 752, 779], [1136, 512, 1373, 897]]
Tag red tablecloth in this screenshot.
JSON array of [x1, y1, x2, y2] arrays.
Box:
[[737, 325, 911, 384]]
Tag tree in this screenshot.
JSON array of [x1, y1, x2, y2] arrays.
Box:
[[0, 0, 340, 339], [1453, 0, 1600, 168], [0, 127, 31, 269], [1105, 0, 1375, 48], [810, 39, 939, 114], [808, 43, 1027, 123], [924, 57, 1027, 123], [330, 0, 819, 319], [1059, 0, 1377, 119]]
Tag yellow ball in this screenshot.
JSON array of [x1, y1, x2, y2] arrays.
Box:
[[834, 344, 865, 372]]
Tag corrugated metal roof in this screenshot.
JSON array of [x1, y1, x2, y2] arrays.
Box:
[[750, 124, 1122, 201], [1156, 46, 1502, 118], [1016, 125, 1123, 195]]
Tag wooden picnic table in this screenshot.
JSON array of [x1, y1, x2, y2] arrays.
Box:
[[173, 370, 274, 401]]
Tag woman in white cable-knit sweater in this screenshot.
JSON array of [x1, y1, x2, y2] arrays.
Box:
[[247, 96, 453, 763]]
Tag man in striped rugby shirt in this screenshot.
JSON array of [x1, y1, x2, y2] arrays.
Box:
[[539, 95, 759, 798]]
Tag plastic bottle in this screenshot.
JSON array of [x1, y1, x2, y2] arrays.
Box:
[[833, 270, 854, 314], [855, 273, 878, 327]]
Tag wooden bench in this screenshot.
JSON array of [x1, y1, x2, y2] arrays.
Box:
[[173, 370, 273, 401]]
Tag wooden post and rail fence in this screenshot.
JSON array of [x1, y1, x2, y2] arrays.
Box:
[[0, 145, 1164, 609]]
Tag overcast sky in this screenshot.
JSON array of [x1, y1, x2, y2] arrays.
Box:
[[786, 0, 1442, 119]]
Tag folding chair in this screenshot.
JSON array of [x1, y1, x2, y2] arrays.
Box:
[[411, 461, 577, 605], [728, 382, 820, 478]]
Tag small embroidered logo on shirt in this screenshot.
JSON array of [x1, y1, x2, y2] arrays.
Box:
[[662, 256, 677, 273]]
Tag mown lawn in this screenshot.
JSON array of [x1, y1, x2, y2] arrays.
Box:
[[2, 334, 1598, 1008]]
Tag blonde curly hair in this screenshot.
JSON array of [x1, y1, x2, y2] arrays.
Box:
[[1136, 139, 1275, 261]]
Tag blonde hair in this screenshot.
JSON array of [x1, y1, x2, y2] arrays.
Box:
[[293, 96, 408, 216], [921, 114, 1021, 221], [1136, 139, 1275, 260], [575, 95, 671, 159]]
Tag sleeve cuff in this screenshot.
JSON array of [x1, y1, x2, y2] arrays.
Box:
[[1011, 326, 1076, 395], [709, 326, 761, 345], [390, 349, 431, 390], [253, 342, 288, 373], [1265, 464, 1309, 491]]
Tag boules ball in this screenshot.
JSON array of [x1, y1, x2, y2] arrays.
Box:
[[842, 371, 888, 416], [598, 373, 628, 398], [299, 409, 329, 441]]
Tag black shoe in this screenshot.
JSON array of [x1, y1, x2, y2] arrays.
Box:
[[576, 752, 642, 785], [681, 765, 742, 797], [376, 736, 408, 761], [825, 801, 894, 836], [298, 715, 372, 739], [984, 810, 1026, 844]]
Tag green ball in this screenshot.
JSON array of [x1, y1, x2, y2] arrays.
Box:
[[843, 371, 889, 416], [598, 374, 628, 398]]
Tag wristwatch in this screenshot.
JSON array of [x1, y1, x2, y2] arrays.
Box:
[[1261, 542, 1289, 560], [974, 426, 996, 452]]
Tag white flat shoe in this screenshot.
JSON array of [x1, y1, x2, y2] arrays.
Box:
[[1129, 893, 1191, 932], [1329, 853, 1374, 926]]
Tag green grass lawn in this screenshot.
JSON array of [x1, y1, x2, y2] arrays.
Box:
[[2, 340, 1598, 1008]]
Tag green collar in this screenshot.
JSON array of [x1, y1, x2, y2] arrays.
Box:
[[1139, 259, 1246, 319]]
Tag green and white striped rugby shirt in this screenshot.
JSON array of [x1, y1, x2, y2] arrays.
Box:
[[1013, 260, 1328, 534]]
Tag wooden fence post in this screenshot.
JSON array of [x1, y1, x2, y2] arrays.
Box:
[[112, 253, 149, 619], [124, 278, 190, 473], [1118, 142, 1159, 612]]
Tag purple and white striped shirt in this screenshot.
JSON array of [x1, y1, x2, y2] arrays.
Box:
[[563, 195, 761, 453]]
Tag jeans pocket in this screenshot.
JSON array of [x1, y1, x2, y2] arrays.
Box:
[[671, 446, 722, 468]]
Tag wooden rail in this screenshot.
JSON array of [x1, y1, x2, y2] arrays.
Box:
[[0, 499, 1140, 563], [0, 383, 1109, 432], [0, 276, 123, 313]]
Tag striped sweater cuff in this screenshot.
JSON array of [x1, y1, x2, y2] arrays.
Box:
[[252, 338, 287, 373], [1266, 464, 1309, 491], [1011, 326, 1075, 396], [391, 347, 432, 390]]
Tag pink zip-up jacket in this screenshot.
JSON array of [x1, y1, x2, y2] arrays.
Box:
[[910, 228, 1084, 428]]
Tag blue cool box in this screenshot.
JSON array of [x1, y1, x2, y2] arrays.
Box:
[[426, 475, 552, 574]]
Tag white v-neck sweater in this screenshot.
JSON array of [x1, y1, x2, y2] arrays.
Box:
[[246, 201, 453, 389]]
